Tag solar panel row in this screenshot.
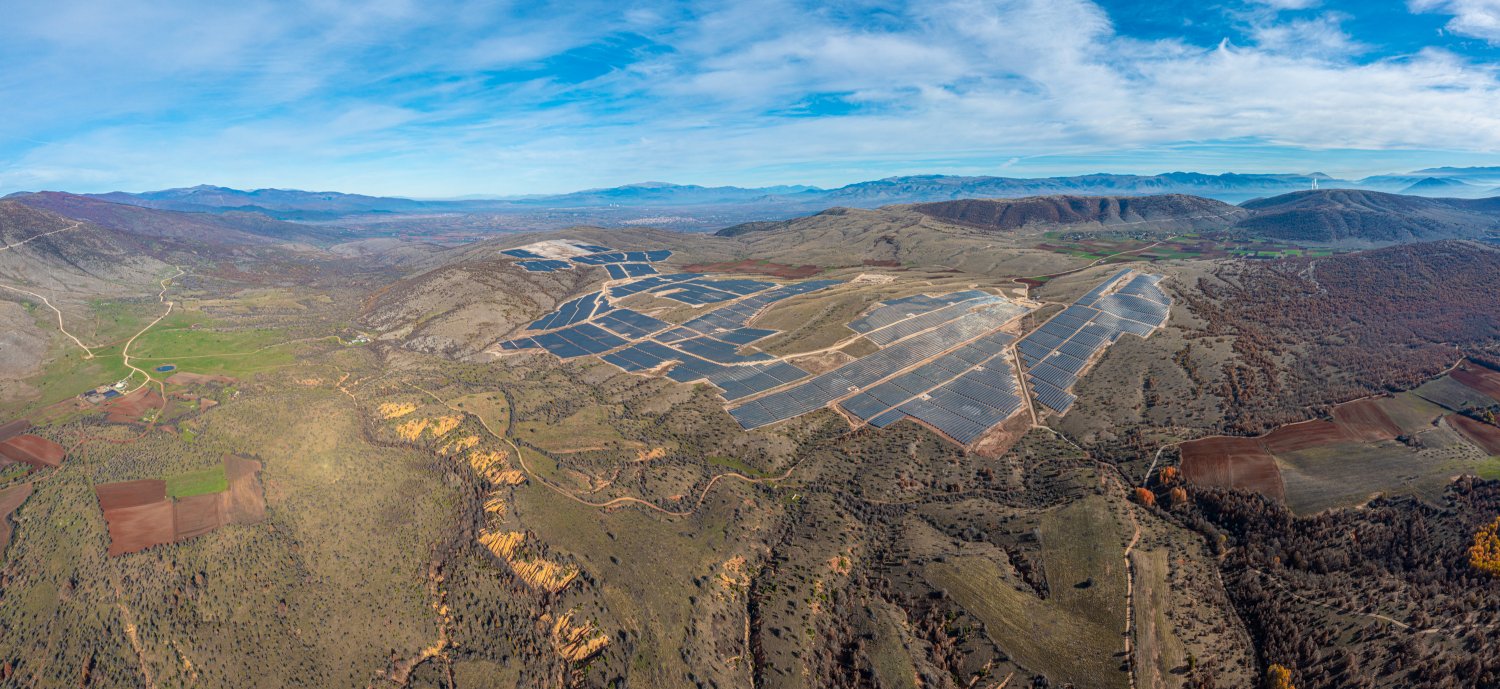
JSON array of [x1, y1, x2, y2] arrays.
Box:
[[1013, 269, 1170, 416], [515, 323, 628, 359], [839, 335, 1024, 435], [604, 263, 659, 279], [714, 328, 777, 345], [863, 295, 1005, 346], [1075, 268, 1133, 306], [677, 279, 841, 335], [729, 303, 1019, 429], [675, 336, 773, 364], [594, 309, 669, 339], [1030, 378, 1077, 413], [517, 260, 572, 272], [847, 290, 991, 334], [608, 273, 704, 297], [502, 248, 545, 259], [571, 250, 674, 265], [659, 284, 741, 305], [527, 291, 612, 331]]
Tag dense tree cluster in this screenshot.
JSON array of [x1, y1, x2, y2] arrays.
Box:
[[1166, 477, 1500, 689], [1181, 241, 1500, 433]]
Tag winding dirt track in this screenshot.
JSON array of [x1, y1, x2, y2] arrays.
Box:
[[0, 220, 83, 254]]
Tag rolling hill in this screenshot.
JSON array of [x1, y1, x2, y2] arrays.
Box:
[[904, 194, 1249, 233], [1236, 189, 1500, 243], [8, 192, 350, 246]]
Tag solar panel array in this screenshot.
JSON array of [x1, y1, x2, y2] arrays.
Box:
[[1017, 270, 1171, 414], [600, 341, 809, 401], [836, 331, 1023, 442], [608, 273, 705, 297], [502, 248, 545, 259], [571, 250, 673, 265], [848, 290, 990, 334], [861, 295, 1006, 346], [573, 243, 614, 253], [678, 279, 843, 335], [604, 263, 659, 279], [517, 260, 572, 272], [500, 323, 627, 359], [594, 309, 669, 339], [525, 292, 612, 331], [658, 283, 747, 305], [728, 301, 1025, 430]]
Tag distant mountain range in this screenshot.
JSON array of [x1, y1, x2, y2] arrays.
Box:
[[721, 189, 1500, 246], [13, 166, 1498, 222]]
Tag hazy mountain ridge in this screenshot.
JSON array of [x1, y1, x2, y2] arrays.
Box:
[[59, 166, 1500, 221], [904, 194, 1249, 232], [7, 192, 350, 246]]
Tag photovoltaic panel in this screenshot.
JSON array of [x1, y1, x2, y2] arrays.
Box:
[[1042, 351, 1087, 376], [595, 309, 669, 339], [527, 291, 610, 330], [1031, 379, 1076, 413], [714, 328, 777, 345], [1027, 362, 1077, 390], [517, 260, 572, 272], [1058, 338, 1101, 361], [502, 248, 545, 258]]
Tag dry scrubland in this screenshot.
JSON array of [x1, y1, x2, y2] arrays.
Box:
[[2, 204, 1499, 689]]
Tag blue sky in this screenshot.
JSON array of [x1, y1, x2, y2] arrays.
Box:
[[3, 0, 1500, 196]]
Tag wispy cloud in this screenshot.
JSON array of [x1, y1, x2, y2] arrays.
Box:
[[1410, 0, 1500, 42], [3, 0, 1500, 195]]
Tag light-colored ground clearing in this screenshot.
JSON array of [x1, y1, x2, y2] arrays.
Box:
[[925, 494, 1129, 689]]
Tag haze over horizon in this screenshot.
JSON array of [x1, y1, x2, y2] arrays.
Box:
[[6, 0, 1500, 197]]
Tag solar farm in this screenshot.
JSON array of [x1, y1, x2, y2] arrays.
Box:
[[1016, 268, 1173, 414], [497, 244, 1172, 446], [500, 240, 673, 273]]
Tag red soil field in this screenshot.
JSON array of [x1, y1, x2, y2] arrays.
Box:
[[0, 419, 30, 443], [103, 501, 176, 556], [1331, 399, 1401, 442], [95, 457, 265, 556], [174, 493, 228, 541], [103, 388, 164, 424], [0, 435, 65, 468], [1261, 420, 1351, 454], [224, 455, 267, 523], [95, 479, 166, 511], [1180, 436, 1285, 501], [1448, 415, 1500, 455], [680, 259, 822, 279], [1452, 366, 1500, 403], [1, 483, 34, 552]]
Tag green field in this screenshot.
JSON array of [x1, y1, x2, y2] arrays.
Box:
[[129, 311, 306, 377], [166, 465, 229, 498]]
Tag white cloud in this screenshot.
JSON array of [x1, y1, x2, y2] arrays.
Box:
[[1252, 0, 1322, 9], [1410, 0, 1500, 43], [5, 0, 1500, 195]]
